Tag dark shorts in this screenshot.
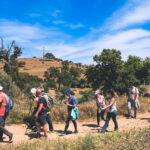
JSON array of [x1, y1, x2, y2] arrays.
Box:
[[36, 114, 47, 126]]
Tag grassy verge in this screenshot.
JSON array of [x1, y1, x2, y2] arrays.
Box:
[[1, 127, 150, 150], [6, 96, 150, 124]]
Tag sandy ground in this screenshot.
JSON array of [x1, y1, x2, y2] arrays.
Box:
[[1, 112, 150, 145]]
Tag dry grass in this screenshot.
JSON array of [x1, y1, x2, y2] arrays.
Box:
[[1, 127, 150, 150], [6, 96, 150, 124]]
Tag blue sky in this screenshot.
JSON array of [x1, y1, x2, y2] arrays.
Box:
[[0, 0, 150, 64]]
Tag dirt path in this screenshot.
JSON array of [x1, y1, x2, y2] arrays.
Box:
[[2, 112, 150, 145]]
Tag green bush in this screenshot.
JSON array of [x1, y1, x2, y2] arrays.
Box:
[[0, 71, 21, 97], [77, 89, 95, 104]]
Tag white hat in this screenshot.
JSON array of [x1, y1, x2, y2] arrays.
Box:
[[30, 88, 37, 95], [0, 86, 3, 91], [95, 90, 100, 95]]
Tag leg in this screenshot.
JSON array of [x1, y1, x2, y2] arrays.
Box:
[[64, 116, 71, 132], [100, 110, 106, 121], [46, 114, 54, 131], [36, 122, 41, 134], [43, 123, 47, 137], [0, 117, 13, 141], [102, 112, 111, 132], [97, 109, 100, 126], [134, 103, 137, 118], [72, 120, 77, 133], [112, 110, 118, 130], [127, 100, 132, 118]]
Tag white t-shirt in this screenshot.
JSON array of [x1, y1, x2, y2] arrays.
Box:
[[129, 87, 139, 100]]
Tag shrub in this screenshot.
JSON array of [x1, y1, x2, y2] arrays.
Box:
[[0, 71, 21, 97]]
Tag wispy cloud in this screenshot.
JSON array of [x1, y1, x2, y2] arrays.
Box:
[[0, 0, 150, 64]]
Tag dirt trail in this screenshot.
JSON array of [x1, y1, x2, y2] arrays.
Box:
[[2, 112, 150, 145]]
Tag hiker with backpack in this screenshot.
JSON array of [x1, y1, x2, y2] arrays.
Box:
[[95, 90, 106, 127], [63, 89, 78, 134], [0, 86, 13, 142], [35, 88, 48, 138], [39, 87, 54, 132], [127, 83, 140, 119], [101, 89, 118, 133]]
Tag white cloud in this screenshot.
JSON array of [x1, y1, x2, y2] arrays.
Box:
[[111, 0, 150, 30], [1, 0, 150, 64]]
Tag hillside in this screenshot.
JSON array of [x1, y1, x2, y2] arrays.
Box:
[[0, 58, 85, 79]]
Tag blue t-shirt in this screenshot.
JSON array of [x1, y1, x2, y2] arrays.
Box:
[[37, 96, 47, 115], [67, 96, 76, 115]]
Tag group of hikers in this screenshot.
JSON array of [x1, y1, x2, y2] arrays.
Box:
[[0, 83, 140, 142]]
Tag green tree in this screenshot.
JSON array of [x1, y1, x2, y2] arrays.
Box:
[[44, 53, 55, 59], [86, 49, 124, 94], [0, 39, 22, 81]]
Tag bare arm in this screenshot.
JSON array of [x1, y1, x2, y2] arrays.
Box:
[[102, 98, 116, 110], [35, 103, 43, 118], [67, 102, 76, 107]]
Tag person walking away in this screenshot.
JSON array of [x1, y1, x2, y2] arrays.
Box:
[[127, 83, 140, 119], [63, 89, 78, 134], [0, 86, 13, 142], [95, 90, 106, 127], [35, 89, 48, 138], [101, 89, 118, 132]]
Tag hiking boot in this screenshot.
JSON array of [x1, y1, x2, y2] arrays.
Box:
[[74, 130, 78, 134], [9, 134, 13, 143], [36, 133, 41, 138]]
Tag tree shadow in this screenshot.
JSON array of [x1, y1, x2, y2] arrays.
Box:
[[140, 118, 150, 123], [82, 124, 98, 128]]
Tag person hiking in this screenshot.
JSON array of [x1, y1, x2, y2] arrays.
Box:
[[95, 90, 106, 127], [101, 89, 118, 132], [38, 87, 54, 132], [0, 86, 13, 142], [35, 88, 48, 138], [127, 83, 140, 119], [63, 89, 78, 134]]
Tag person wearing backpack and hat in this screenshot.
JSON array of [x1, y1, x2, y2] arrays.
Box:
[[95, 90, 106, 127], [38, 87, 54, 132], [0, 86, 13, 142], [35, 88, 48, 138], [63, 89, 78, 134]]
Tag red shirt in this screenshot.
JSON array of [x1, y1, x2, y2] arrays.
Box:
[[0, 92, 6, 116]]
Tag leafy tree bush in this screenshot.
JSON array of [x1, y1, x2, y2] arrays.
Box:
[[0, 71, 21, 97], [44, 52, 55, 59]]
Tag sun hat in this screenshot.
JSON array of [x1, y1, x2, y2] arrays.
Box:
[[95, 90, 100, 95], [0, 86, 3, 91]]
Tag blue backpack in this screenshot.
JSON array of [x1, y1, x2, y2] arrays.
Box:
[[4, 94, 14, 116]]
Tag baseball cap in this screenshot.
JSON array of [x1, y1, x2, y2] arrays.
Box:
[[0, 86, 3, 91], [64, 89, 72, 93]]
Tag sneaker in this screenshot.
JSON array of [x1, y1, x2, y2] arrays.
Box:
[[62, 131, 67, 135], [9, 134, 13, 143], [114, 128, 118, 131], [127, 115, 131, 119], [133, 116, 136, 119]]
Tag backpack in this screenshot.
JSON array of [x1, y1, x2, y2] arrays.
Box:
[[4, 94, 14, 116], [42, 94, 54, 112]]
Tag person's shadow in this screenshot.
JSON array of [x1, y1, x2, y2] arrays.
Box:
[[54, 130, 73, 136], [82, 124, 98, 128]]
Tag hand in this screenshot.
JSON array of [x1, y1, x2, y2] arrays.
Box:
[[101, 107, 106, 111], [35, 113, 38, 118]]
